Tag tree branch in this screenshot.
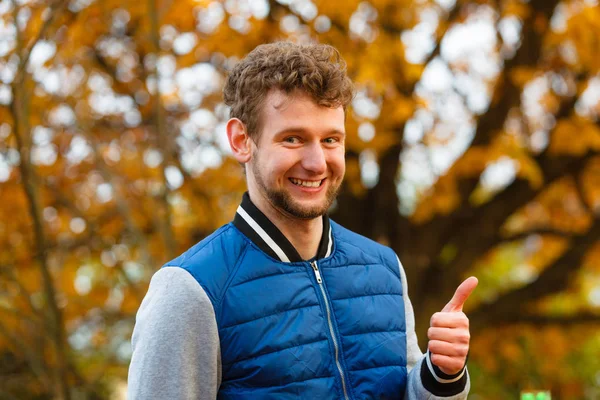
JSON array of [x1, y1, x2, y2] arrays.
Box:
[[147, 0, 177, 259], [13, 0, 69, 86], [10, 1, 72, 398], [498, 228, 574, 243], [487, 312, 600, 329], [469, 218, 600, 331], [0, 319, 51, 393]]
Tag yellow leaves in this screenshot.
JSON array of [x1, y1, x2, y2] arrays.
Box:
[[502, 175, 593, 239], [58, 258, 80, 298], [501, 0, 532, 20], [415, 130, 545, 222], [485, 134, 543, 190], [526, 235, 569, 273], [534, 241, 600, 315], [175, 39, 206, 69], [0, 108, 14, 127], [350, 35, 408, 91], [582, 242, 600, 273], [384, 94, 415, 126], [544, 181, 592, 233], [558, 383, 585, 400], [363, 130, 400, 154], [344, 156, 366, 197], [314, 0, 361, 25], [428, 179, 461, 215], [470, 324, 595, 396], [345, 105, 404, 155], [490, 134, 543, 188], [87, 285, 111, 307], [14, 265, 42, 295], [411, 128, 545, 223], [562, 4, 600, 73], [539, 326, 570, 360], [515, 153, 543, 190], [161, 0, 200, 32], [97, 215, 126, 238], [451, 146, 490, 177], [579, 155, 600, 213], [120, 286, 142, 314], [411, 175, 461, 224], [196, 18, 279, 58], [402, 62, 425, 84], [499, 341, 522, 363], [0, 306, 26, 344], [60, 4, 111, 53], [550, 117, 600, 156], [509, 67, 538, 89]]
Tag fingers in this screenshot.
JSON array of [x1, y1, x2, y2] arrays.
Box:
[[429, 353, 466, 375], [430, 312, 469, 329], [428, 339, 469, 358], [427, 327, 471, 344], [427, 327, 470, 376], [442, 276, 478, 313]]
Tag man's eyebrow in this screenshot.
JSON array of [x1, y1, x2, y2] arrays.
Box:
[[275, 127, 346, 136]]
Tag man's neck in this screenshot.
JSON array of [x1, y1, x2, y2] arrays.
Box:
[[250, 193, 323, 261]]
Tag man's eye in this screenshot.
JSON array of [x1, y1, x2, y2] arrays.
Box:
[[324, 137, 339, 144], [284, 137, 300, 143]]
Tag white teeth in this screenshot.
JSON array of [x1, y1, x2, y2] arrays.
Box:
[[290, 178, 322, 188]]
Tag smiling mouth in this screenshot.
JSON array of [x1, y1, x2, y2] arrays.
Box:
[[289, 178, 324, 188]]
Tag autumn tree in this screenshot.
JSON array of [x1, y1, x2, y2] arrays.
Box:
[[0, 0, 598, 398]]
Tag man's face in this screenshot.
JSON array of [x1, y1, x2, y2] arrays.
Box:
[[246, 90, 346, 220]]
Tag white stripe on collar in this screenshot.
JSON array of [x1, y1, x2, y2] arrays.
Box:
[[325, 225, 333, 257], [236, 205, 291, 263]]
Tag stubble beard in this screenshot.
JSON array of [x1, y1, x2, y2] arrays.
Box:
[[251, 152, 341, 220]]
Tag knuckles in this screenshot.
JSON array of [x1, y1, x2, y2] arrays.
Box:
[[459, 313, 470, 328], [430, 354, 464, 374], [427, 327, 435, 339], [455, 344, 469, 357], [430, 312, 442, 327], [428, 340, 469, 357], [430, 312, 470, 328], [458, 331, 471, 344], [428, 326, 471, 345]]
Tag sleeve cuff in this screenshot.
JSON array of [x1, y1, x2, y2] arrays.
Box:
[[420, 350, 468, 397]]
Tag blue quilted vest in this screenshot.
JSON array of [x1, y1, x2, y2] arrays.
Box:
[[165, 194, 407, 399]]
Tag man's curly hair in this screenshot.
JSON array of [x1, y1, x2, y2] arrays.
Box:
[[223, 42, 355, 140]]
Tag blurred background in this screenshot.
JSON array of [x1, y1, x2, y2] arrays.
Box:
[[0, 0, 599, 398]]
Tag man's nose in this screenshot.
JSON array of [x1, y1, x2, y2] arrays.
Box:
[[302, 142, 327, 175]]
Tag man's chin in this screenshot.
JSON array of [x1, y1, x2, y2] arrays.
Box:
[[260, 184, 338, 220], [280, 200, 330, 220]]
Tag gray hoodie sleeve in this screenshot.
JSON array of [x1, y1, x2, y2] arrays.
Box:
[[398, 256, 470, 399], [127, 267, 221, 400]]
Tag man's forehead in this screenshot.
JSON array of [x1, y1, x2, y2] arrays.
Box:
[[256, 88, 346, 138], [264, 89, 312, 111]]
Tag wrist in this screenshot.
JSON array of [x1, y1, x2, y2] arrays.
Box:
[[420, 351, 468, 397]]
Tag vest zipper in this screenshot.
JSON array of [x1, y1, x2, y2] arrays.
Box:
[[311, 261, 350, 400]]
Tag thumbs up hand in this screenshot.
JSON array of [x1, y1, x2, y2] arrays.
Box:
[[427, 277, 478, 376]]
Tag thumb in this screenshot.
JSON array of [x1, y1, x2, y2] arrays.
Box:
[[441, 276, 478, 312]]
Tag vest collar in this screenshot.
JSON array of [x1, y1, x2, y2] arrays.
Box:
[[233, 192, 333, 263]]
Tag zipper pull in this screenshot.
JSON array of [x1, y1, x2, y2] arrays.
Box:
[[311, 261, 323, 284]]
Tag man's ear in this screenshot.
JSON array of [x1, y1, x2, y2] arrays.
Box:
[[226, 118, 253, 163]]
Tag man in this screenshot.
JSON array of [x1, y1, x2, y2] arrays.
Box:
[[128, 42, 477, 399]]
